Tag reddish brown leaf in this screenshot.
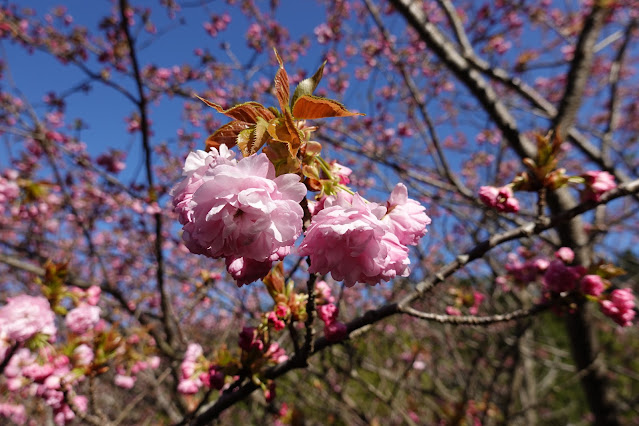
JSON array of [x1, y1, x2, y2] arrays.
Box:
[[273, 49, 290, 114], [267, 116, 301, 158], [291, 60, 326, 108], [196, 95, 275, 123], [292, 95, 364, 120], [205, 121, 252, 151]]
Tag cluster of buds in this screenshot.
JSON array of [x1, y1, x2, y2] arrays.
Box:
[[478, 131, 617, 214], [499, 247, 635, 327]]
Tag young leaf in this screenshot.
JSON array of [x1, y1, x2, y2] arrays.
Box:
[[273, 49, 290, 113], [267, 115, 301, 158], [196, 95, 275, 123], [292, 95, 364, 120], [237, 117, 271, 156], [291, 60, 326, 109], [205, 121, 253, 151], [263, 141, 302, 176]]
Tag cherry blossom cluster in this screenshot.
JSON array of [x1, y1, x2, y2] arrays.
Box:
[[0, 295, 87, 425], [499, 247, 636, 327], [172, 152, 430, 288], [0, 280, 162, 424], [314, 281, 347, 341], [478, 129, 617, 215], [177, 327, 288, 396], [478, 185, 520, 213]]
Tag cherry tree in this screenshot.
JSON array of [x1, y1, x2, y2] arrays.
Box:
[[0, 0, 637, 424]]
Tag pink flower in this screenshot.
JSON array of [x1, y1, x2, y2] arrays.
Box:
[[543, 260, 585, 293], [600, 288, 635, 327], [469, 291, 485, 315], [180, 151, 306, 263], [73, 344, 94, 366], [96, 151, 126, 173], [170, 146, 236, 225], [65, 305, 101, 335], [0, 403, 26, 425], [267, 311, 286, 331], [225, 256, 273, 286], [331, 161, 352, 184], [0, 295, 56, 342], [265, 342, 288, 364], [580, 275, 605, 297], [318, 303, 338, 324], [178, 377, 202, 394], [582, 171, 616, 201], [555, 247, 575, 263], [86, 285, 101, 306], [445, 306, 462, 316], [238, 327, 264, 352], [114, 374, 136, 389], [315, 280, 335, 304], [479, 185, 520, 213], [324, 321, 348, 342], [184, 343, 203, 362], [383, 183, 431, 246], [22, 363, 54, 382], [298, 192, 410, 286]]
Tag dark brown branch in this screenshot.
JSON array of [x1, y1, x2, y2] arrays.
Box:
[[551, 4, 609, 141], [118, 0, 182, 350]]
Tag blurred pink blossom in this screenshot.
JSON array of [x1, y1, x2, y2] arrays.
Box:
[[600, 288, 635, 327]]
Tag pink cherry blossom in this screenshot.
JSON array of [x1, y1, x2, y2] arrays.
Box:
[[555, 247, 575, 263], [114, 374, 136, 389], [580, 275, 605, 297], [0, 403, 26, 425], [265, 342, 288, 364], [170, 145, 236, 225], [178, 151, 306, 263], [479, 185, 519, 213], [600, 288, 635, 327], [582, 171, 616, 201], [178, 378, 202, 395], [73, 344, 94, 366], [238, 327, 264, 352], [315, 280, 335, 304], [267, 312, 286, 331], [225, 256, 273, 286], [324, 321, 348, 342], [85, 285, 101, 306], [0, 295, 56, 342], [543, 260, 585, 293], [383, 183, 431, 246], [65, 305, 100, 335], [331, 161, 352, 184], [318, 303, 339, 324], [298, 192, 410, 287]]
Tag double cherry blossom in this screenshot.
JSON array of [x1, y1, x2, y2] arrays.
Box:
[[172, 145, 431, 287]]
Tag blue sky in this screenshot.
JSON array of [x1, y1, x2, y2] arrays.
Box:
[[2, 0, 328, 178]]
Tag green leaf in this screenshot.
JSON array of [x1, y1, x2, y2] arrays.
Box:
[[237, 117, 271, 156], [291, 60, 326, 109]]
